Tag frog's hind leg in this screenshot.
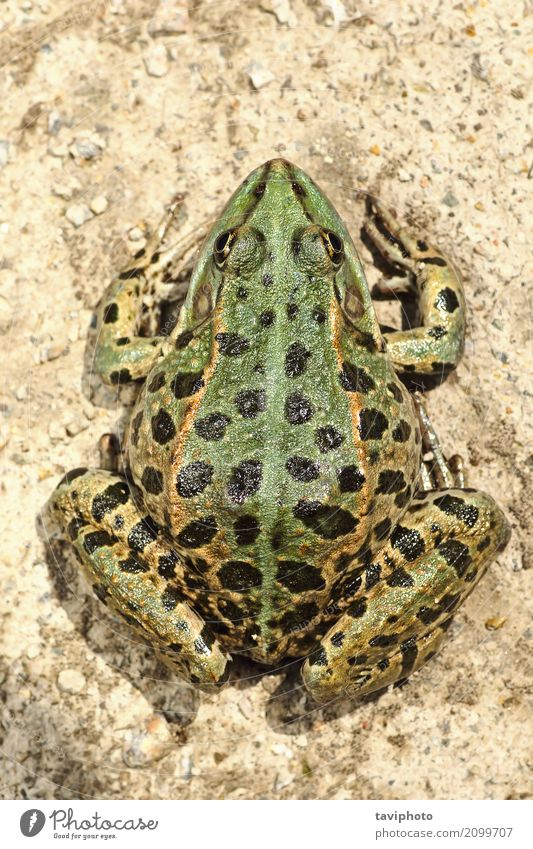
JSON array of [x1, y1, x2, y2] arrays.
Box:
[[94, 198, 210, 386], [364, 198, 466, 375], [302, 488, 510, 704], [46, 468, 229, 688]]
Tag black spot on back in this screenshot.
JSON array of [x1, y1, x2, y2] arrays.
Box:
[[227, 460, 263, 503], [285, 392, 313, 424], [234, 515, 261, 546], [234, 389, 266, 418], [286, 302, 299, 320], [286, 456, 320, 482], [293, 499, 358, 539], [218, 560, 261, 591], [312, 306, 326, 324], [257, 307, 275, 328], [177, 461, 213, 498], [315, 425, 343, 453], [338, 465, 365, 493], [285, 342, 311, 377], [194, 412, 230, 441], [276, 560, 325, 592]]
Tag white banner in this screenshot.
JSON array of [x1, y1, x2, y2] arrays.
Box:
[[3, 800, 532, 848]]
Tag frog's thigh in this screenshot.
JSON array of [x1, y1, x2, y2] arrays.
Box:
[[302, 488, 510, 704], [47, 467, 229, 687]]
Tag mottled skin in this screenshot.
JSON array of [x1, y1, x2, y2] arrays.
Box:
[[47, 160, 510, 702]]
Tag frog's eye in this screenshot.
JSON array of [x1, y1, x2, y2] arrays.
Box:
[[322, 231, 344, 266], [214, 230, 235, 266]]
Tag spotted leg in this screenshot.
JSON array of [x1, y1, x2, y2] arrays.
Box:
[[302, 488, 510, 704], [46, 468, 229, 688], [364, 198, 466, 375], [94, 199, 210, 385]]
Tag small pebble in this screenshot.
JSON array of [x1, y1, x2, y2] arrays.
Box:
[[144, 44, 169, 78], [65, 204, 93, 227], [90, 195, 108, 215], [398, 168, 412, 182], [128, 226, 144, 241], [122, 714, 174, 767], [66, 418, 88, 437], [47, 109, 63, 135], [442, 191, 459, 207], [57, 668, 86, 694], [72, 138, 101, 160], [15, 386, 27, 401], [246, 61, 276, 89]]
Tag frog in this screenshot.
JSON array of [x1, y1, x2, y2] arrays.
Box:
[[47, 158, 510, 704]]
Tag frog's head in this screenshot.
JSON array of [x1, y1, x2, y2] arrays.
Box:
[[181, 159, 383, 350]]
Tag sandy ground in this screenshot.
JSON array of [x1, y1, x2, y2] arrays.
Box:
[[0, 0, 531, 801]]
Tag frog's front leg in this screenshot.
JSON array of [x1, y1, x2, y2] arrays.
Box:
[[302, 488, 510, 704], [94, 200, 209, 385], [46, 468, 229, 688], [364, 199, 466, 375]]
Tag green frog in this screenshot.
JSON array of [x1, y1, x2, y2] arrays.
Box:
[[47, 159, 510, 703]]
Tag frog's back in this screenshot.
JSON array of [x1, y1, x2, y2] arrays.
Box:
[[127, 160, 421, 661]]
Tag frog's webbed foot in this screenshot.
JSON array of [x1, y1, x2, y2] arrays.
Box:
[[46, 468, 230, 690], [363, 197, 466, 376], [302, 487, 510, 704], [94, 197, 212, 386], [413, 392, 466, 490]]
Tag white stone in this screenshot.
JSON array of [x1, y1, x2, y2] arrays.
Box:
[[65, 204, 93, 227], [144, 44, 169, 78], [398, 168, 412, 182], [57, 668, 86, 694], [128, 226, 144, 241], [90, 195, 108, 215], [246, 62, 276, 90]]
